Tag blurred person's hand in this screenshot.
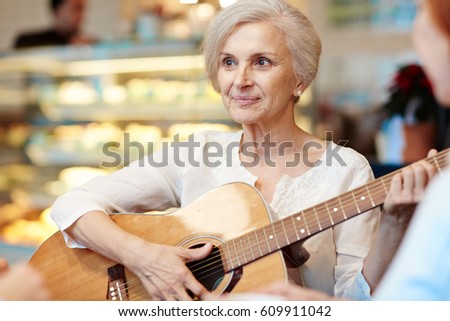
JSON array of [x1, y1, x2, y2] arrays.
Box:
[[0, 258, 50, 301], [205, 281, 336, 301]]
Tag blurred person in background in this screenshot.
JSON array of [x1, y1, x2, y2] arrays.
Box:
[[14, 0, 96, 49], [373, 0, 450, 300], [0, 257, 49, 300]]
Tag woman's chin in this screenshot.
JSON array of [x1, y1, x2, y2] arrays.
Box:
[[227, 110, 262, 125]]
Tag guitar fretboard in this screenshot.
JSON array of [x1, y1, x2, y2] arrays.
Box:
[[220, 148, 450, 272]]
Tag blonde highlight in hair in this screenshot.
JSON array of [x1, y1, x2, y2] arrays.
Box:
[[202, 0, 322, 93]]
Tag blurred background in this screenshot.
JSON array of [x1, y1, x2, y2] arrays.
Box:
[[0, 0, 448, 262]]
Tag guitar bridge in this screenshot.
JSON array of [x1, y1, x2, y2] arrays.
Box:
[[107, 264, 128, 301]]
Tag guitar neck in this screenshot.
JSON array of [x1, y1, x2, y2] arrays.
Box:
[[219, 148, 450, 273]]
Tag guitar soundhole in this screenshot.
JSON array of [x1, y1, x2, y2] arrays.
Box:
[[186, 245, 225, 292]]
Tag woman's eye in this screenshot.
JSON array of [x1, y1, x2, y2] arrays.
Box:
[[257, 58, 270, 66], [223, 58, 235, 66]]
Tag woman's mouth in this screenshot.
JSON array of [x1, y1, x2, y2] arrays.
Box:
[[232, 96, 260, 107]]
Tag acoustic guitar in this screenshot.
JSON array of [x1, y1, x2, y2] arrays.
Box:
[[28, 149, 449, 300]]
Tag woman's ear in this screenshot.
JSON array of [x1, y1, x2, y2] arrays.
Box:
[[293, 82, 304, 97]]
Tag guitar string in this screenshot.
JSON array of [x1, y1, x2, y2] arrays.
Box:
[[119, 255, 226, 297], [111, 153, 450, 299], [111, 278, 147, 301]]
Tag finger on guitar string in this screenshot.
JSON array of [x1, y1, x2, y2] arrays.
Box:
[[427, 148, 438, 158], [173, 287, 197, 301], [184, 273, 210, 300], [179, 243, 213, 263], [410, 160, 436, 201], [384, 171, 415, 218], [175, 243, 213, 299], [141, 274, 180, 301], [139, 275, 164, 301], [400, 166, 415, 202], [144, 269, 201, 301]]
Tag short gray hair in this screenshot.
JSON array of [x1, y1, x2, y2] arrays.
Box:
[[202, 0, 322, 93]]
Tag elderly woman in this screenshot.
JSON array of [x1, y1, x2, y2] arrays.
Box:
[[49, 0, 433, 300]]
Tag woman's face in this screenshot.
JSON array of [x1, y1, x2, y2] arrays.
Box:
[[413, 0, 450, 106], [217, 21, 299, 126]]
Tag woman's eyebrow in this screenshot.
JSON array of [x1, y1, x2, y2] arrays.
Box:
[[219, 51, 277, 57]]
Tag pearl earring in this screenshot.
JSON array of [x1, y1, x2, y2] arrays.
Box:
[[297, 90, 302, 97]]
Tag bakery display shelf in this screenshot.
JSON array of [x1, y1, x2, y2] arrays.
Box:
[[39, 101, 230, 122]]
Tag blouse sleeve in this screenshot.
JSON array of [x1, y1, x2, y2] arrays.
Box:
[[50, 145, 185, 248], [333, 162, 380, 300]]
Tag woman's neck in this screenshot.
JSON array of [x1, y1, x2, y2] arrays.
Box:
[[240, 125, 321, 158]]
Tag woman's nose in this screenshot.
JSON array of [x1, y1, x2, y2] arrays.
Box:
[[234, 66, 253, 88]]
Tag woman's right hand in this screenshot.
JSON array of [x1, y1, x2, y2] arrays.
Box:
[[66, 211, 213, 301], [125, 239, 213, 301]]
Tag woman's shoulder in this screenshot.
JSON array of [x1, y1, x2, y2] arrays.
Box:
[[322, 141, 370, 169]]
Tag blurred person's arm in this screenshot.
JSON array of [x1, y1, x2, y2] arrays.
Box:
[[0, 258, 50, 301]]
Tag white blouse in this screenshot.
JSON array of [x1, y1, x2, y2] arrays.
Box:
[[51, 130, 380, 300]]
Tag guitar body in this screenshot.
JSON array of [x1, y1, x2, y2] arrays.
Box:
[[28, 182, 288, 300]]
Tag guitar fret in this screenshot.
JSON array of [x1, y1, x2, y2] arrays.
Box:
[[290, 215, 301, 241], [319, 204, 328, 227], [365, 185, 376, 207], [280, 219, 290, 245], [301, 211, 311, 235], [224, 243, 234, 269], [256, 227, 270, 255], [330, 197, 348, 225], [338, 197, 348, 219], [324, 202, 335, 225], [239, 237, 248, 264], [263, 225, 280, 249], [254, 229, 265, 257], [271, 226, 280, 249], [271, 224, 281, 249], [240, 235, 249, 262], [433, 157, 443, 176], [381, 178, 389, 194], [283, 216, 300, 244], [262, 227, 271, 252], [351, 191, 362, 213], [247, 233, 256, 260], [255, 230, 265, 256], [312, 207, 323, 230], [232, 239, 241, 267]]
